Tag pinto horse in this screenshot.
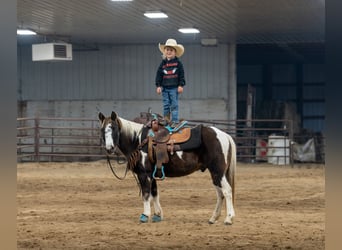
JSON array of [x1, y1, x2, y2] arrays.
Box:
[[99, 111, 237, 225]]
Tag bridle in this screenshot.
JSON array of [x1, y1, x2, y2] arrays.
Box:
[[102, 119, 128, 180]]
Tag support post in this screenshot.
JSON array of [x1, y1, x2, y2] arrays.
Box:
[[228, 43, 237, 134]]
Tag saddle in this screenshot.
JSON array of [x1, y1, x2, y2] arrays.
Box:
[[147, 119, 202, 180]]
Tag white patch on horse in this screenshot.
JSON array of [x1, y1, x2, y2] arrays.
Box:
[[120, 118, 144, 143], [153, 193, 163, 218], [176, 151, 184, 160], [220, 175, 235, 222], [140, 150, 152, 217], [141, 151, 147, 168], [104, 123, 114, 150], [210, 127, 229, 165], [143, 196, 152, 217]]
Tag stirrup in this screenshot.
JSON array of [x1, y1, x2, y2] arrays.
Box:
[[152, 165, 165, 180]]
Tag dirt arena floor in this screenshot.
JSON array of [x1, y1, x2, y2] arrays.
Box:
[[17, 160, 325, 250]]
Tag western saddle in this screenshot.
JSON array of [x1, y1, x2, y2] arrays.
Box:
[[146, 117, 192, 180]]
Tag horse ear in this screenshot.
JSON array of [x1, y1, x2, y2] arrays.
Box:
[[98, 112, 105, 122], [111, 111, 118, 121]]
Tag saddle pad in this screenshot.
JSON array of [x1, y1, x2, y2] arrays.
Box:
[[178, 125, 202, 151]]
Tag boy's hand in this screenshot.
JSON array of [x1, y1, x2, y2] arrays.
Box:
[[178, 86, 184, 94], [156, 87, 162, 94]]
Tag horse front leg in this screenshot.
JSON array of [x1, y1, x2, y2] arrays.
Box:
[[140, 192, 152, 223], [151, 178, 163, 222], [139, 177, 163, 223], [137, 153, 163, 223], [138, 174, 153, 223]]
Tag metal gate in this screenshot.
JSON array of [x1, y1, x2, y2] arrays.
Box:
[[17, 117, 325, 164]]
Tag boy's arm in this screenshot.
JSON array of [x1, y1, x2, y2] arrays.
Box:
[[155, 62, 164, 87], [178, 61, 185, 86]]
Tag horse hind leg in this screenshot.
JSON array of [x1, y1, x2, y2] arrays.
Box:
[[221, 176, 235, 225], [220, 133, 236, 225], [209, 187, 224, 224]]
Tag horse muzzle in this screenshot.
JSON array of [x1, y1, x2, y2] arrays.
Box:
[[105, 145, 117, 155]]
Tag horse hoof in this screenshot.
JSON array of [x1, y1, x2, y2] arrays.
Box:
[[139, 214, 149, 223], [224, 219, 233, 225], [152, 214, 162, 223], [208, 220, 215, 224]]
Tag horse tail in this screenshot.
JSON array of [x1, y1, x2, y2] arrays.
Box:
[[226, 134, 236, 204]]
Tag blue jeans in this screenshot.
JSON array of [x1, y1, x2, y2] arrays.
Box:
[[162, 87, 179, 123]]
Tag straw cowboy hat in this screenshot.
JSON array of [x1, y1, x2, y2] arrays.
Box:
[[159, 38, 185, 57]]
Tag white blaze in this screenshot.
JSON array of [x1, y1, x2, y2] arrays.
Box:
[[104, 124, 114, 150]]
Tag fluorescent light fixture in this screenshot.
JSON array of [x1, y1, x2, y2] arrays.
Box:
[[144, 11, 168, 18], [178, 28, 200, 34], [17, 29, 37, 35], [110, 0, 133, 2]]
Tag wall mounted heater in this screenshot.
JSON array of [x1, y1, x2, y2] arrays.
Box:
[[32, 43, 72, 61]]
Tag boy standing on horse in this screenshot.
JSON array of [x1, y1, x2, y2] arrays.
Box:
[[155, 39, 186, 128]]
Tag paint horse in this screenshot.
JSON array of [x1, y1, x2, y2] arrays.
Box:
[[99, 111, 237, 225]]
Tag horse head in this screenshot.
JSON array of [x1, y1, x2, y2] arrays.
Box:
[[99, 111, 121, 154]]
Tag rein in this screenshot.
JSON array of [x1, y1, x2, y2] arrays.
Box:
[[106, 151, 128, 180], [106, 151, 144, 196]]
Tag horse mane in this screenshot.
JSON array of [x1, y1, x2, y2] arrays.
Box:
[[118, 116, 144, 143], [117, 117, 144, 173]]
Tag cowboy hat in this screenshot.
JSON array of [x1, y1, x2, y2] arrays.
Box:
[[159, 38, 185, 57]]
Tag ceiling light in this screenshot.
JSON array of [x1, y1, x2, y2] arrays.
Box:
[[110, 0, 133, 2], [17, 29, 37, 35], [178, 28, 200, 34], [144, 11, 168, 18]]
